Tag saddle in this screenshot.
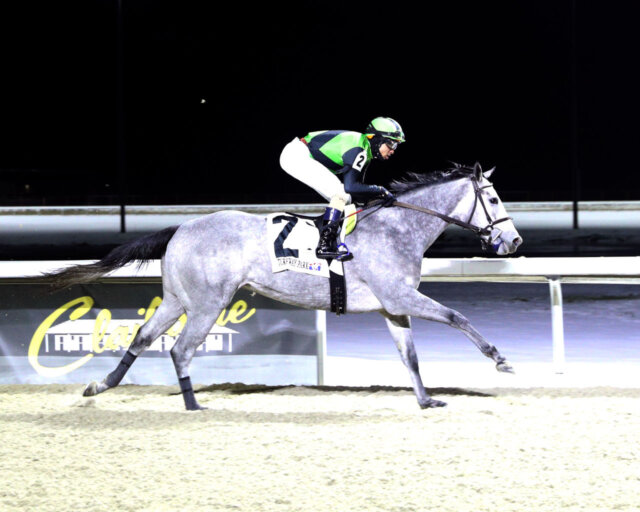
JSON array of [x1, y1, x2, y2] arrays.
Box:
[[266, 205, 358, 315]]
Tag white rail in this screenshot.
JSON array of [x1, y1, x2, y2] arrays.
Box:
[[420, 257, 640, 372], [2, 257, 639, 375], [2, 201, 640, 233]]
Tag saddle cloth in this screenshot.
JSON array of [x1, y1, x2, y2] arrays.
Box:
[[266, 205, 357, 278]]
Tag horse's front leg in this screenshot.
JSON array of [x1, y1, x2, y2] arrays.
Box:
[[383, 287, 514, 373], [382, 313, 446, 409]]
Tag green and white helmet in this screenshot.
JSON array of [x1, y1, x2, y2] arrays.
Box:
[[365, 117, 406, 143]]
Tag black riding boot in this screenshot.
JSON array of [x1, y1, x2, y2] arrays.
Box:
[[316, 207, 344, 259]]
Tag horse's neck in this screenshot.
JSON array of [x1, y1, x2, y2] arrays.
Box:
[[399, 178, 474, 250]]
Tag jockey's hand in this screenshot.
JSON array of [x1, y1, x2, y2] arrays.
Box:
[[378, 187, 396, 206]]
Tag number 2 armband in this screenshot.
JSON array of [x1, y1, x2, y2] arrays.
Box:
[[351, 149, 368, 172]]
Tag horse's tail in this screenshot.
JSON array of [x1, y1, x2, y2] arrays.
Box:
[[43, 225, 180, 292]]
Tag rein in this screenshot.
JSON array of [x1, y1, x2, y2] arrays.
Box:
[[354, 176, 512, 242], [392, 200, 492, 235]]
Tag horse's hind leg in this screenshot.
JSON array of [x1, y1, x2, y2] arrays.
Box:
[[83, 291, 184, 397], [168, 307, 221, 410], [382, 313, 446, 409]]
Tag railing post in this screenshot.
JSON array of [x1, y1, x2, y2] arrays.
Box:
[[316, 310, 327, 385], [548, 278, 566, 374]]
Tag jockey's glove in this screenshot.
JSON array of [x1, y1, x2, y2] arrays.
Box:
[[378, 186, 396, 206]]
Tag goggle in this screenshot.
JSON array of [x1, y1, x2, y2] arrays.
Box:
[[384, 139, 399, 150]]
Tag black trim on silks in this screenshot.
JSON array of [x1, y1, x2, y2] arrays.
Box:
[[305, 131, 348, 173], [310, 147, 343, 173], [343, 168, 381, 202], [104, 350, 138, 388]]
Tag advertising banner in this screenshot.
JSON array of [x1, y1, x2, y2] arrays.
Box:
[[0, 283, 319, 385]]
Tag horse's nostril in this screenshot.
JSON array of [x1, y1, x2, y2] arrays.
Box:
[[513, 237, 523, 247]]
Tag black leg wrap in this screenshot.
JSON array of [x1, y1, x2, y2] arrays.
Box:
[[179, 376, 194, 394], [104, 350, 137, 388], [179, 376, 201, 410], [489, 347, 504, 362]]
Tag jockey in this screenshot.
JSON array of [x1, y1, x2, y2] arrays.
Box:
[[280, 116, 405, 259]]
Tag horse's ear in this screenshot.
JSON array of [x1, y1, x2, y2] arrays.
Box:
[[473, 161, 483, 180], [483, 166, 496, 179]]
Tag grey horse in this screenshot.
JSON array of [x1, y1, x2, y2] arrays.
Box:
[[45, 163, 522, 410]]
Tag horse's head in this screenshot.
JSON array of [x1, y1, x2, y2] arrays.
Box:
[[465, 162, 523, 255], [389, 163, 522, 255]]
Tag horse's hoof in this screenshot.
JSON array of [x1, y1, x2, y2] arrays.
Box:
[[420, 399, 447, 409], [496, 361, 515, 374], [83, 381, 99, 397], [184, 400, 208, 411], [186, 404, 208, 411]]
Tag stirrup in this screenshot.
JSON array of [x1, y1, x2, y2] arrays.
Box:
[[316, 243, 351, 261], [336, 243, 352, 261], [316, 248, 342, 260]]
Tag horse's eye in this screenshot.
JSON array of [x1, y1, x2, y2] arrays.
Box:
[[489, 198, 499, 205]]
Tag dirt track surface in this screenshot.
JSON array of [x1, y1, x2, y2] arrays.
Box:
[[1, 384, 638, 512]]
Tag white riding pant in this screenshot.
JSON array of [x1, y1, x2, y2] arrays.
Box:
[[280, 138, 350, 205]]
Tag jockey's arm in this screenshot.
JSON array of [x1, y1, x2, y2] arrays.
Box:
[[342, 168, 391, 203]]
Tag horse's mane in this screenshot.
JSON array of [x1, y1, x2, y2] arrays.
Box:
[[389, 164, 474, 195]]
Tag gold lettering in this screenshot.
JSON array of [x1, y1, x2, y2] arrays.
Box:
[[28, 296, 95, 377], [128, 324, 141, 345], [105, 325, 131, 351], [28, 295, 256, 378], [216, 300, 255, 326], [167, 314, 187, 337], [92, 308, 111, 354], [144, 296, 163, 322]]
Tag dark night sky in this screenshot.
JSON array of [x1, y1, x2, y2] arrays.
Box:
[[1, 1, 639, 205]]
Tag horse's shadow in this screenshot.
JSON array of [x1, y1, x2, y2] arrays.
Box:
[[192, 383, 494, 398]]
